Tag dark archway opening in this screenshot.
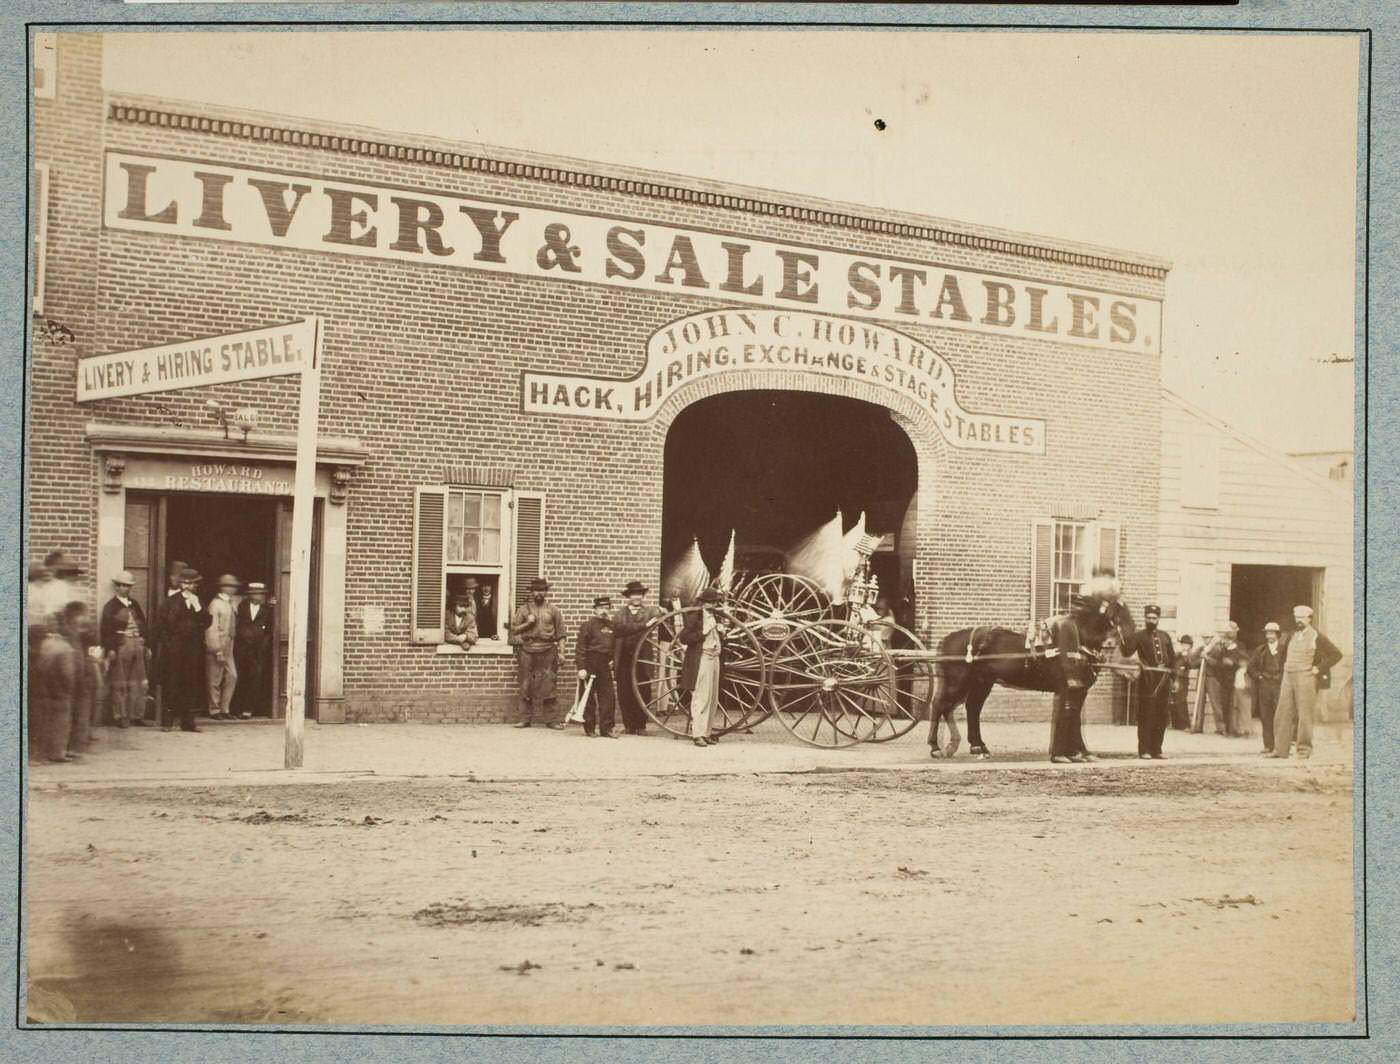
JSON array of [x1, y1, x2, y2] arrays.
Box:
[[662, 390, 918, 611]]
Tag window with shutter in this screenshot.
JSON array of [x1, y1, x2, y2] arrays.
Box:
[[511, 491, 545, 606], [1096, 522, 1121, 578], [411, 487, 447, 643], [1030, 519, 1053, 622]]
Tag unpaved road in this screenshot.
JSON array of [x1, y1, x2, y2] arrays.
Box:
[[25, 761, 1355, 1027]]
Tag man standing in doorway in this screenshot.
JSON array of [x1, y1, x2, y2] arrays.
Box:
[[100, 571, 150, 727], [1128, 604, 1175, 759], [155, 568, 208, 732], [205, 574, 241, 720], [150, 559, 189, 721], [232, 582, 275, 719], [612, 580, 665, 735], [1247, 621, 1287, 753], [1269, 606, 1343, 760], [509, 577, 566, 729]]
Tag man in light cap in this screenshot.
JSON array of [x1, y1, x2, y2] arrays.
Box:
[[1269, 605, 1343, 760], [1200, 621, 1247, 737], [232, 582, 275, 718], [204, 573, 241, 720], [100, 571, 150, 727], [1247, 621, 1287, 753]]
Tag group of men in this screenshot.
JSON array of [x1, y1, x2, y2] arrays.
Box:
[[1131, 603, 1343, 762], [494, 577, 727, 746], [26, 552, 276, 763]]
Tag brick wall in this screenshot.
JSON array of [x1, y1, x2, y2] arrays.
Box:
[[30, 34, 1164, 729]]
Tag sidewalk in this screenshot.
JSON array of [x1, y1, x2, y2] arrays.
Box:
[[27, 715, 1355, 791]]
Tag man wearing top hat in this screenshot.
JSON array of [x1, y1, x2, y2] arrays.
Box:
[[155, 567, 209, 732], [1268, 605, 1343, 760], [508, 577, 566, 729], [445, 580, 480, 651], [575, 595, 618, 738], [232, 582, 275, 718], [1126, 604, 1175, 760], [205, 574, 241, 720], [612, 580, 666, 735]]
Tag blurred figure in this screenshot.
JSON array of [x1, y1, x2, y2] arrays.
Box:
[[612, 580, 665, 735], [32, 602, 89, 763], [39, 551, 83, 624], [1170, 634, 1199, 731], [1199, 622, 1247, 737], [205, 574, 240, 720], [232, 582, 275, 719], [475, 583, 498, 640], [679, 587, 727, 747], [100, 571, 149, 728], [1247, 621, 1286, 753], [1269, 606, 1343, 760], [155, 568, 208, 732], [27, 560, 51, 762]]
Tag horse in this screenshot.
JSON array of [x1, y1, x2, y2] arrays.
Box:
[[927, 598, 1139, 761]]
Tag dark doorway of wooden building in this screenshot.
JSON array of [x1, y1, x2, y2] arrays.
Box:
[[662, 390, 918, 624], [1229, 564, 1323, 649], [124, 491, 321, 720]]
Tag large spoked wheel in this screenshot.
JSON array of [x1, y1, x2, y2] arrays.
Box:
[[768, 619, 899, 747], [729, 573, 831, 629], [861, 621, 936, 742], [630, 606, 769, 739]]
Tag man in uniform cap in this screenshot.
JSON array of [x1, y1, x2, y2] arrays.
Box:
[[575, 595, 618, 738], [612, 580, 666, 735], [1127, 604, 1175, 759], [1247, 621, 1287, 753], [205, 574, 241, 720], [1268, 605, 1343, 760], [508, 577, 566, 728], [232, 582, 275, 718], [100, 571, 150, 727], [155, 568, 209, 731]]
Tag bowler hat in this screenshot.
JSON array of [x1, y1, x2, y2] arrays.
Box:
[[460, 576, 479, 590], [179, 568, 202, 582], [1264, 622, 1281, 632], [527, 578, 550, 592], [246, 582, 267, 593], [622, 580, 649, 597], [1293, 605, 1314, 619], [218, 573, 241, 590], [113, 570, 136, 587], [593, 594, 612, 608]]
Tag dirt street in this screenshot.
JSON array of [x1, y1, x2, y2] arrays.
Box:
[[25, 758, 1354, 1028]]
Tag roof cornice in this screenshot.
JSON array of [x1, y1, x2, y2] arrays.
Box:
[[106, 100, 1170, 283]]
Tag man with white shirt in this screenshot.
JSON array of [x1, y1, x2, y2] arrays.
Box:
[[1269, 605, 1344, 761], [1247, 621, 1286, 753], [154, 568, 208, 732], [205, 574, 241, 720], [232, 582, 275, 718], [100, 570, 150, 727]]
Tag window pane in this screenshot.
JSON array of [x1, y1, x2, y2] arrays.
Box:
[[482, 494, 501, 529], [462, 531, 480, 561], [465, 493, 482, 529], [480, 529, 501, 564], [449, 528, 465, 563], [448, 491, 465, 529]]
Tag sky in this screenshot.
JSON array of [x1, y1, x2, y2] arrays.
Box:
[[103, 29, 1360, 453]]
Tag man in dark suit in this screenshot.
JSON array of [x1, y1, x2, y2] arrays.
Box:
[[231, 581, 275, 719], [1246, 621, 1286, 753], [100, 570, 150, 727], [154, 567, 208, 732], [1127, 604, 1176, 759]]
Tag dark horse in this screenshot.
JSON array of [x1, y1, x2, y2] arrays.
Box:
[[928, 598, 1139, 761]]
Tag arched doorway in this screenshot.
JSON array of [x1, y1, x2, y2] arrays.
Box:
[[661, 389, 919, 619]]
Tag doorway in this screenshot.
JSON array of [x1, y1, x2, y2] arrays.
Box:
[[1229, 564, 1322, 648], [662, 390, 918, 620], [124, 491, 321, 719]]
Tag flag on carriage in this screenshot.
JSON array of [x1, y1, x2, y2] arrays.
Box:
[[714, 529, 737, 593], [787, 512, 846, 602], [663, 537, 711, 607]]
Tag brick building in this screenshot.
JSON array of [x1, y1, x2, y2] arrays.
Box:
[[29, 34, 1170, 726]]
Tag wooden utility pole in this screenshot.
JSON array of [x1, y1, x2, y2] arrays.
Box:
[[284, 318, 322, 769]]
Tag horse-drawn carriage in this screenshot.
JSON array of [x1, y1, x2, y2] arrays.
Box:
[[628, 552, 1143, 756]]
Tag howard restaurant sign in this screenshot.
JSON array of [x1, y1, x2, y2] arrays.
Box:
[[105, 152, 1162, 356]]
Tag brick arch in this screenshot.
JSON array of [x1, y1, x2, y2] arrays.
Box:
[[645, 366, 948, 465]]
